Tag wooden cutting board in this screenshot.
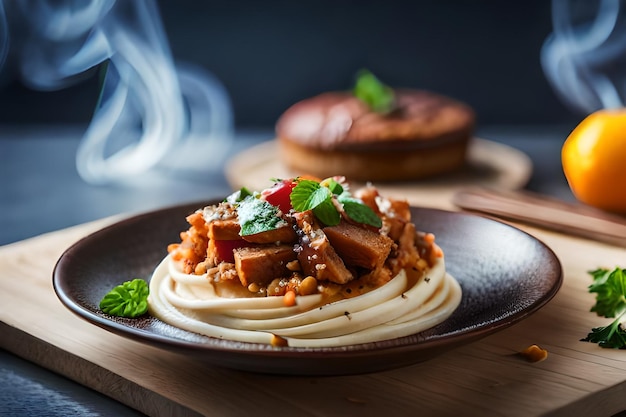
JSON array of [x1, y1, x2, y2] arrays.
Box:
[[2, 211, 626, 416]]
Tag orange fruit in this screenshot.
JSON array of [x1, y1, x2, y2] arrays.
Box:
[[562, 109, 626, 213]]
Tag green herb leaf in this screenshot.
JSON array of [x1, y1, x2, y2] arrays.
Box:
[[291, 179, 324, 212], [320, 177, 344, 195], [237, 195, 284, 236], [353, 69, 395, 113], [225, 187, 252, 204], [582, 319, 626, 349], [583, 267, 626, 349], [588, 267, 626, 318], [291, 180, 340, 226], [339, 195, 382, 228], [313, 199, 341, 226], [99, 278, 149, 318], [291, 177, 382, 227], [308, 187, 333, 210]]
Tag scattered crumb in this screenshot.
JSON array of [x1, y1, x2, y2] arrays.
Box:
[[270, 334, 288, 347], [518, 344, 548, 363]]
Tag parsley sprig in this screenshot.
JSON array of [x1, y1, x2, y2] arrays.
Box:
[[353, 69, 395, 114], [582, 267, 626, 348], [290, 177, 382, 228], [99, 278, 149, 318]]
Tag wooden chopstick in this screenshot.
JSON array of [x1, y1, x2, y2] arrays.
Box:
[[452, 187, 626, 248]]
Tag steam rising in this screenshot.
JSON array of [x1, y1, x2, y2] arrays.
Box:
[[542, 0, 626, 114], [2, 0, 233, 184], [0, 1, 7, 70]]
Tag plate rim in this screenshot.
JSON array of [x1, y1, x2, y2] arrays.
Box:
[[225, 137, 534, 193]]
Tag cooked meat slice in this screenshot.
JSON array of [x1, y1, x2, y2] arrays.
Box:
[[323, 222, 393, 270], [233, 245, 297, 287], [208, 216, 297, 245], [208, 219, 241, 241], [241, 224, 297, 244], [186, 211, 209, 232], [353, 185, 381, 214], [351, 187, 413, 241], [293, 211, 354, 284], [387, 222, 421, 276], [379, 198, 412, 241]]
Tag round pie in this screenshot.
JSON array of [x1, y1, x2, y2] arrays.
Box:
[[276, 89, 475, 182]]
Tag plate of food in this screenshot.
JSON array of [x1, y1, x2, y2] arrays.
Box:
[[53, 177, 562, 376]]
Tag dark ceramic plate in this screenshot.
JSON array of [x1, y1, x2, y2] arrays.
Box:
[[53, 202, 562, 376]]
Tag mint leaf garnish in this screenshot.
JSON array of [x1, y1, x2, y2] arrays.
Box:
[[291, 177, 382, 228], [313, 198, 341, 226], [100, 278, 149, 318], [291, 179, 325, 212], [339, 195, 382, 228], [320, 177, 344, 195], [291, 179, 340, 226], [354, 69, 395, 113], [237, 195, 284, 236]]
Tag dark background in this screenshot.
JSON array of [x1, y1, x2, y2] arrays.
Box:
[[0, 0, 581, 130]]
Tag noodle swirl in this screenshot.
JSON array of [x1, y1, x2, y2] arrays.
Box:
[[148, 253, 461, 347]]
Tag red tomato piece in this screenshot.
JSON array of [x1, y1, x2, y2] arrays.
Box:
[[261, 179, 296, 213], [213, 239, 250, 264]]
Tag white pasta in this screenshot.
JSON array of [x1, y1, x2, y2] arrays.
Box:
[[148, 252, 462, 347]]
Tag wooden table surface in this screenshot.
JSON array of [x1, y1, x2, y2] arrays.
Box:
[[2, 188, 626, 417]]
